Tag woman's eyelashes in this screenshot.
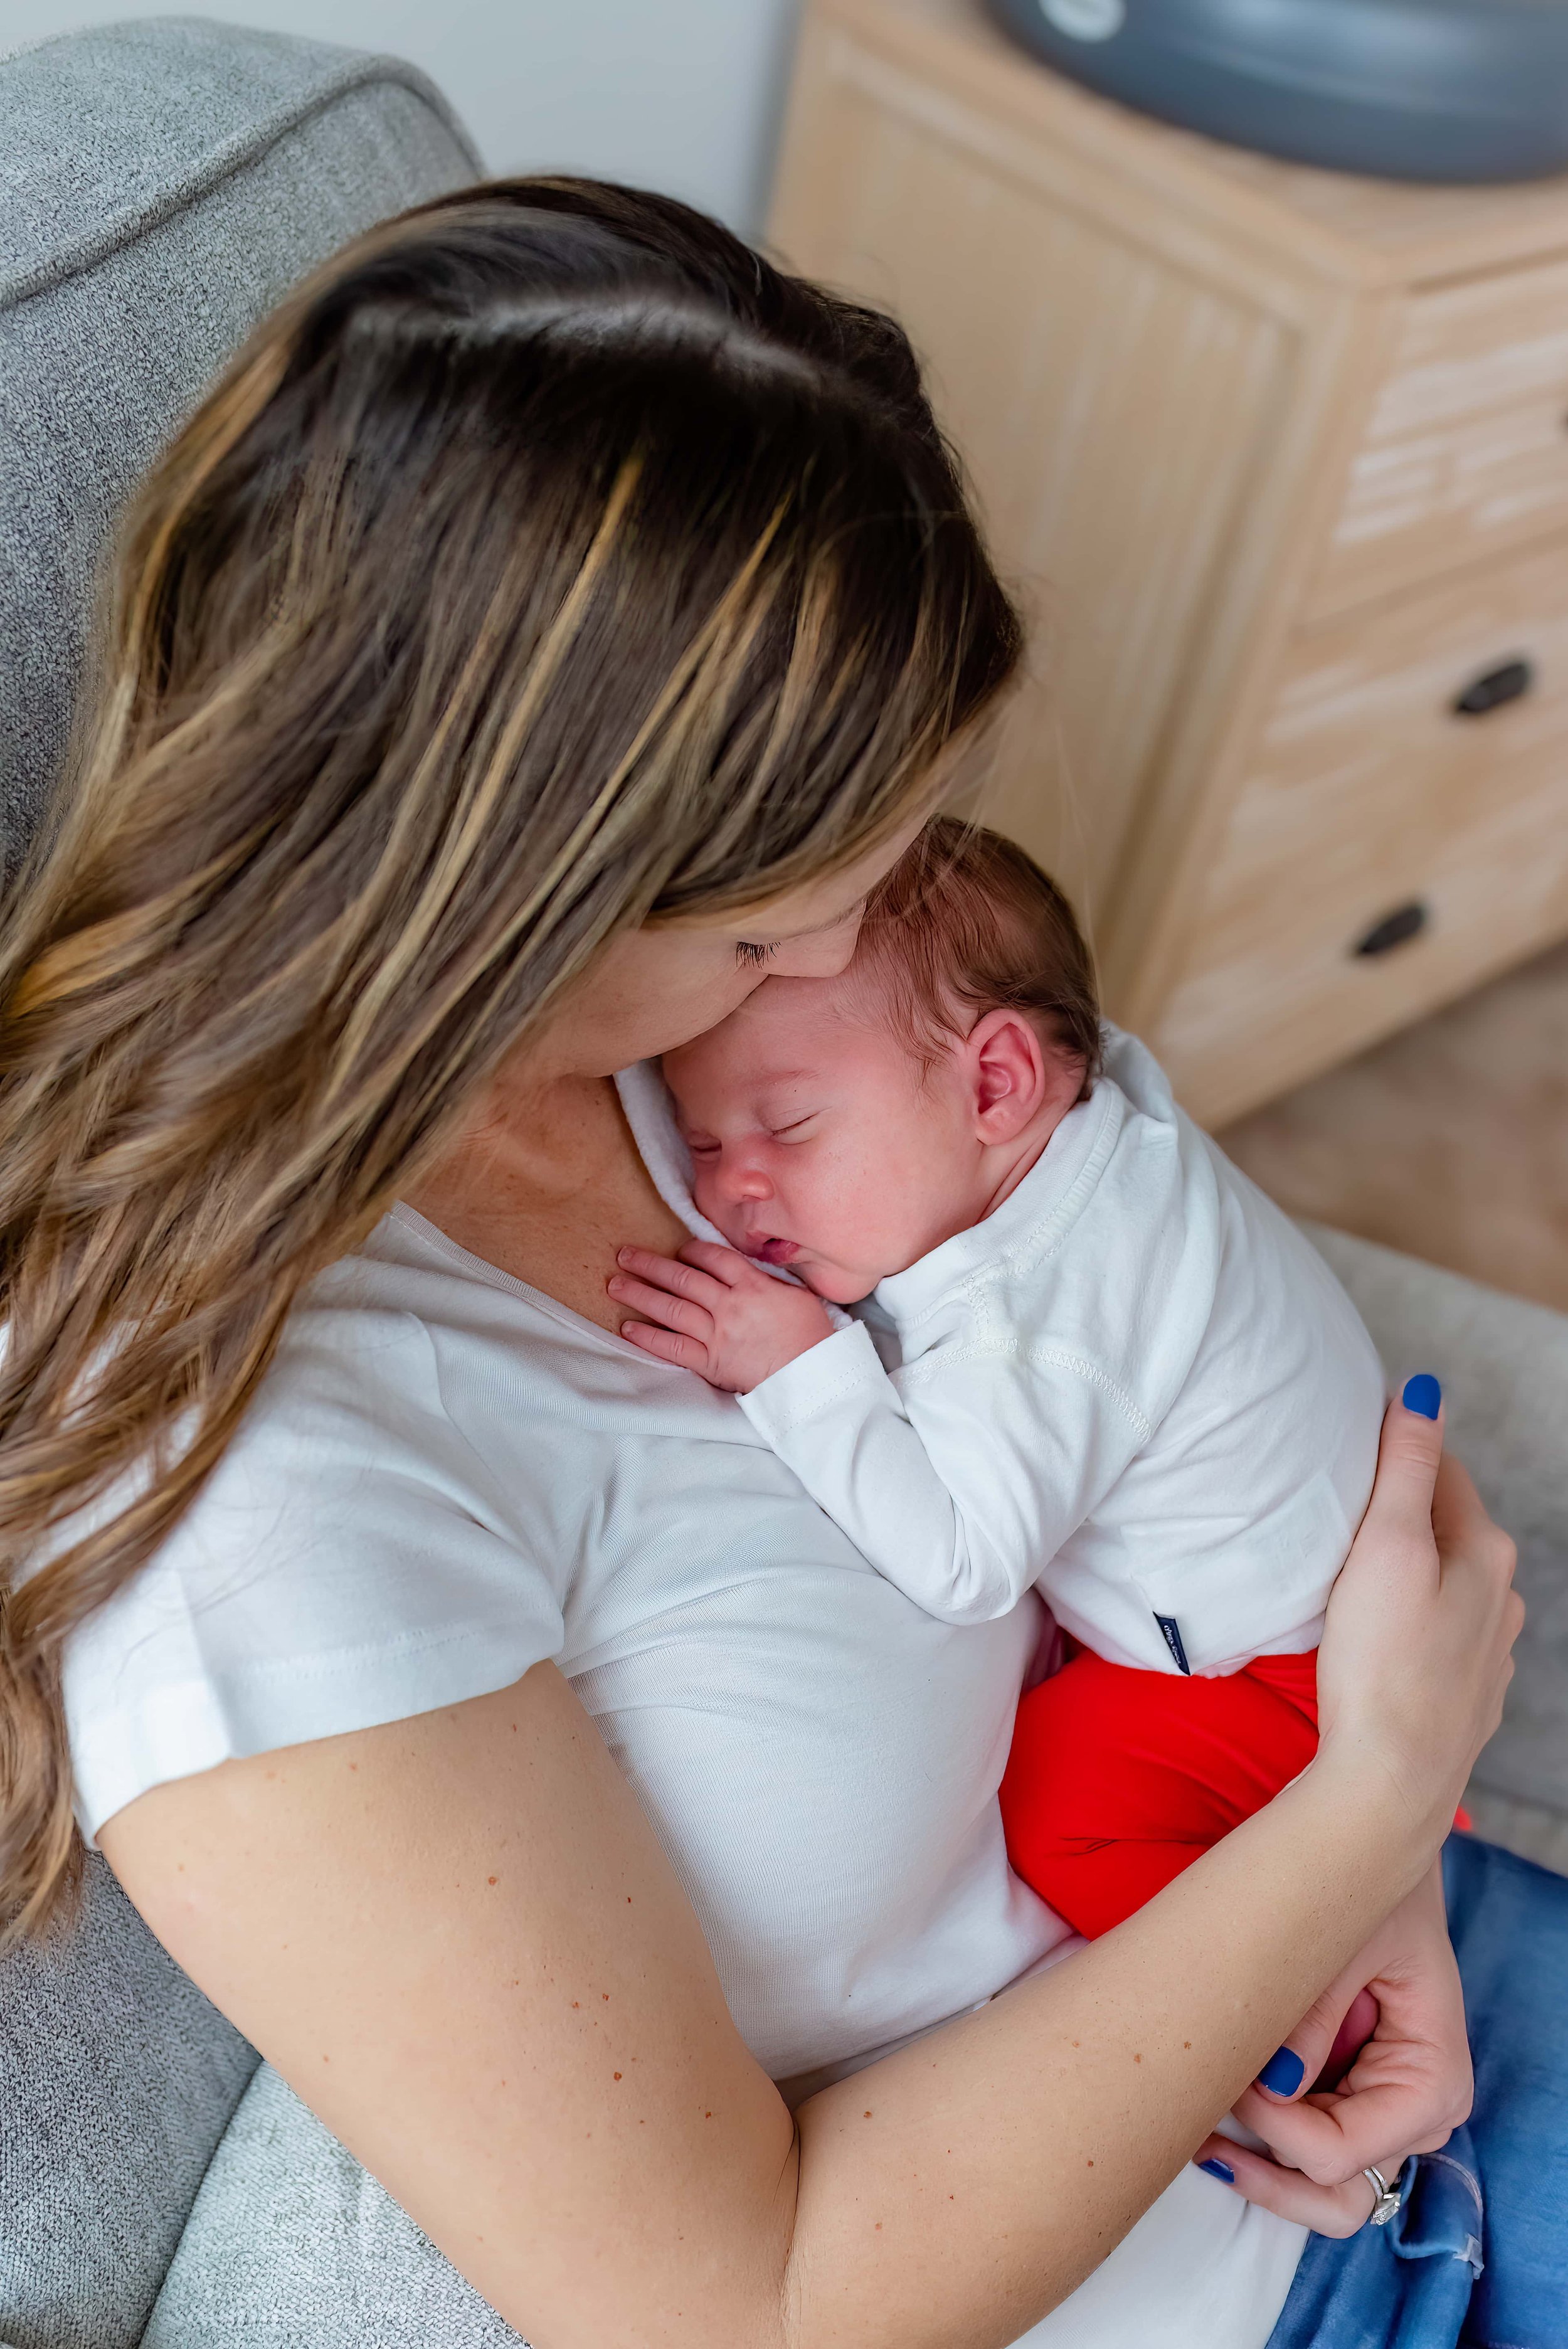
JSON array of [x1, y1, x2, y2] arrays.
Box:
[[734, 939, 779, 967]]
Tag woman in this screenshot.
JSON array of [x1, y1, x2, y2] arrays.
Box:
[[0, 179, 1551, 2348]]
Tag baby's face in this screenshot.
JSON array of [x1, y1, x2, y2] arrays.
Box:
[[662, 976, 983, 1304]]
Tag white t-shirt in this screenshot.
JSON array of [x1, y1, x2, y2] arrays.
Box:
[[61, 1086, 1307, 2348], [735, 1028, 1385, 1674]]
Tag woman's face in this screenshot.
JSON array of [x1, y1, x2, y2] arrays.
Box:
[[531, 816, 929, 1081]]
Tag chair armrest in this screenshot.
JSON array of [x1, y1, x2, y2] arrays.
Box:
[[1304, 1222, 1568, 1869]]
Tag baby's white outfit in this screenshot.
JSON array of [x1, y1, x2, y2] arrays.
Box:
[[735, 1027, 1385, 1674]]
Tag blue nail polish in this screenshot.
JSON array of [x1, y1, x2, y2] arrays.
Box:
[[1258, 2045, 1305, 2097], [1402, 1373, 1441, 1421], [1197, 2157, 1235, 2183]]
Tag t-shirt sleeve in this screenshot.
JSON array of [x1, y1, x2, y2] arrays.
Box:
[[62, 1308, 568, 1849], [739, 1320, 1147, 1625]]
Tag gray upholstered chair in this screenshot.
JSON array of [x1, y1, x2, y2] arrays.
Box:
[[0, 13, 480, 870], [1, 20, 1564, 2347], [0, 19, 482, 2345]]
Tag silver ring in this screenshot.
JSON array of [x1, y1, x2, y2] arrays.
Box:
[[1362, 2163, 1404, 2227]]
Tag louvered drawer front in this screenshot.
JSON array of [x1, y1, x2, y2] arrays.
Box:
[[1310, 255, 1568, 620], [1155, 536, 1568, 1124]]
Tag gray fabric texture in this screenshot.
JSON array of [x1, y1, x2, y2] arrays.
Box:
[[0, 14, 481, 877], [142, 2061, 532, 2348], [1304, 1222, 1568, 1839], [0, 1852, 259, 2349]]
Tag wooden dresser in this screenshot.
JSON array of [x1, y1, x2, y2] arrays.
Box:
[[768, 0, 1568, 1125]]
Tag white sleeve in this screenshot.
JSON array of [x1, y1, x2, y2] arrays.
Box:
[[61, 1308, 568, 1848], [738, 1320, 1145, 1624]]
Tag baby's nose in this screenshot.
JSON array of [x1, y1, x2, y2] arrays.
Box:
[[719, 1159, 773, 1203]]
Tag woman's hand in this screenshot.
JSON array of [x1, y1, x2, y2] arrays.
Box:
[[610, 1239, 834, 1391], [1191, 1859, 1470, 2234], [1312, 1381, 1522, 1860], [1188, 1383, 1520, 2238]]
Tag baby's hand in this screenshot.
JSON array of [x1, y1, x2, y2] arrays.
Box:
[[610, 1241, 834, 1392]]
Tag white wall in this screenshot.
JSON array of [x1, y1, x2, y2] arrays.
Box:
[[5, 0, 803, 232]]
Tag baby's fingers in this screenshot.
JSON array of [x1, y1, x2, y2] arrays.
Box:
[[608, 1268, 716, 1340], [678, 1239, 760, 1286], [620, 1320, 712, 1374], [615, 1246, 727, 1309]]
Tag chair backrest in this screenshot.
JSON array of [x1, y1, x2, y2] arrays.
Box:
[[0, 21, 478, 2342], [0, 11, 482, 878]]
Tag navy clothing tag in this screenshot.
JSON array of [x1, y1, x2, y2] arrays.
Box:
[[1155, 1614, 1191, 1674]]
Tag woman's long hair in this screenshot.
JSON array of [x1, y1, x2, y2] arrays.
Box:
[[0, 178, 1020, 1944]]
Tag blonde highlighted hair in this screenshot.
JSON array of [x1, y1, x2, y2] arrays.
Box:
[[0, 179, 1021, 1943]]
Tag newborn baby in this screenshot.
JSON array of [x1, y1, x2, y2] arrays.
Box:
[[610, 820, 1387, 1937]]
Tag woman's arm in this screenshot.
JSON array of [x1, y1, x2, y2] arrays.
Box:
[[101, 1396, 1518, 2349]]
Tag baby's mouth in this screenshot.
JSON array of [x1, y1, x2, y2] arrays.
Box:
[[747, 1235, 800, 1267]]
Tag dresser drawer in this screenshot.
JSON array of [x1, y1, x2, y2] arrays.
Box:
[[1153, 539, 1568, 1123], [1309, 255, 1568, 620]]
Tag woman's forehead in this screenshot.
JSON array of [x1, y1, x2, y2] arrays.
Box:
[[679, 817, 929, 940]]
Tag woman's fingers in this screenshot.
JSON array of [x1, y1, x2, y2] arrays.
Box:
[[1315, 1375, 1523, 1848], [1353, 1379, 1446, 1586], [1431, 1451, 1519, 1601], [1235, 2077, 1456, 2183], [1235, 2013, 1467, 2182], [1192, 2136, 1402, 2238], [1431, 1451, 1523, 1634], [1242, 1980, 1371, 2123], [1427, 1450, 1522, 1749], [1428, 1449, 1483, 1552]]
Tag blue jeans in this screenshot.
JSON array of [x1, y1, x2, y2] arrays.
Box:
[[1267, 1836, 1568, 2348]]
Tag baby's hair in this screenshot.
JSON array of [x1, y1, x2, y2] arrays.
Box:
[[854, 818, 1103, 1094]]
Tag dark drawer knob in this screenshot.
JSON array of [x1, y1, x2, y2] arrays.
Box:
[[1453, 657, 1534, 716], [1353, 901, 1428, 958]]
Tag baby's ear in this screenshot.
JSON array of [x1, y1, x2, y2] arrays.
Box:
[[966, 1009, 1078, 1143]]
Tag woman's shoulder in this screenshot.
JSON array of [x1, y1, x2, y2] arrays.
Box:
[[62, 1212, 577, 1853]]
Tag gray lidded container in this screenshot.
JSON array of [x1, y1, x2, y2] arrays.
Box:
[[986, 0, 1568, 184]]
